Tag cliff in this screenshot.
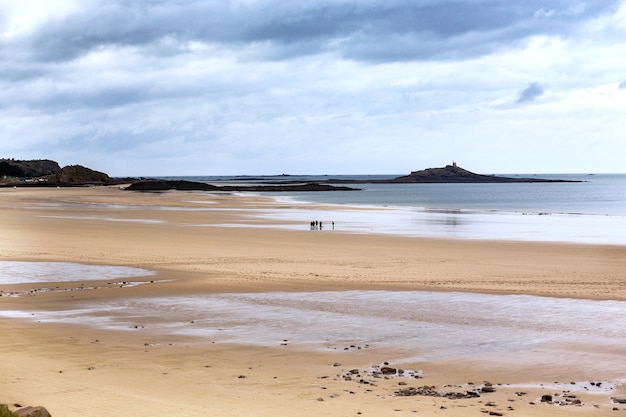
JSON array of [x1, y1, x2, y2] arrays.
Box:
[[0, 159, 61, 177], [0, 159, 126, 187]]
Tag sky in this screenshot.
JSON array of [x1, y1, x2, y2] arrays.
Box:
[[1, 0, 625, 176]]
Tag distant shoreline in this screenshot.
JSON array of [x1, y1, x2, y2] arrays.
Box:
[[2, 160, 582, 190]]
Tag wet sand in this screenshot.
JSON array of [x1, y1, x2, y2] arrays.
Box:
[[1, 186, 626, 416]]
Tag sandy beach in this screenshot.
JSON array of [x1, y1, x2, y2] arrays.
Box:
[[1, 186, 626, 416]]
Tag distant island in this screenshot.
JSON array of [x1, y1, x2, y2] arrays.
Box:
[[368, 162, 580, 183], [222, 163, 580, 185]]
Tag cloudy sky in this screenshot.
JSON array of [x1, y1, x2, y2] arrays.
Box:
[[1, 0, 625, 176]]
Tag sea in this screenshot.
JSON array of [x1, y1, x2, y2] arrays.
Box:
[[161, 173, 626, 245]]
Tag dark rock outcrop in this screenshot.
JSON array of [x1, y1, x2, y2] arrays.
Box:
[[52, 165, 113, 185], [125, 179, 217, 191], [125, 179, 359, 192], [480, 382, 496, 393], [394, 385, 484, 399], [13, 406, 52, 417], [380, 366, 397, 375]]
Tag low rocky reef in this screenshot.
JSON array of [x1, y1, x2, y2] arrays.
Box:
[[124, 179, 360, 192]]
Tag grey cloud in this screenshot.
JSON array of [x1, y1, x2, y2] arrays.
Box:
[[19, 0, 618, 63], [620, 81, 626, 89], [50, 87, 149, 110], [517, 82, 545, 103], [0, 63, 47, 83]]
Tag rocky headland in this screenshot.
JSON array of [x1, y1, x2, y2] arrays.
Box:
[[0, 159, 132, 187]]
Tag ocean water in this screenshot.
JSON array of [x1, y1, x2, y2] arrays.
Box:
[[279, 174, 626, 216], [0, 261, 154, 285], [171, 173, 626, 244]]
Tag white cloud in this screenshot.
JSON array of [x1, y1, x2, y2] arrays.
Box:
[[0, 0, 625, 175], [0, 0, 86, 38]]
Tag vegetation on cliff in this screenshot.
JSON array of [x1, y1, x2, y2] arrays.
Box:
[[0, 159, 60, 177], [51, 165, 113, 184]]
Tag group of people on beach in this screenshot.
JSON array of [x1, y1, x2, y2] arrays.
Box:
[[310, 220, 334, 230]]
